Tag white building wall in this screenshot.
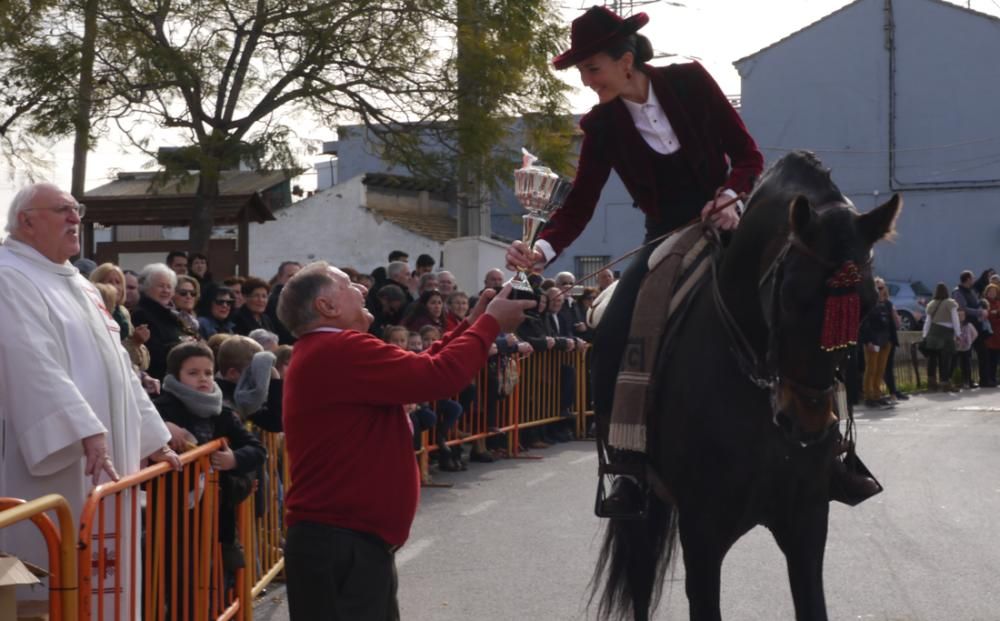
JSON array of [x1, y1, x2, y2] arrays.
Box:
[[249, 175, 444, 278], [442, 236, 513, 295]]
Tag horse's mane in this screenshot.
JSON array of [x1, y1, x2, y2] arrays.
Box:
[[745, 150, 847, 215]]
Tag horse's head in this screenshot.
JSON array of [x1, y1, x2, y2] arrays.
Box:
[[768, 193, 901, 442]]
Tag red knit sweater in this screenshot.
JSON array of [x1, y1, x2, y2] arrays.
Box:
[[283, 315, 500, 546]]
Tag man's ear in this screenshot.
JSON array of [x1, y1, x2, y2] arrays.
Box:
[[314, 293, 338, 319]]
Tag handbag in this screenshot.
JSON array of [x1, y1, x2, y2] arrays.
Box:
[[921, 302, 953, 353], [497, 355, 520, 398]]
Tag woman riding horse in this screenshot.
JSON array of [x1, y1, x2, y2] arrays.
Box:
[[504, 6, 879, 516]]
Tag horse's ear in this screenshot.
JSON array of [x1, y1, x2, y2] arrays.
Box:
[[858, 194, 902, 245], [789, 195, 815, 237]]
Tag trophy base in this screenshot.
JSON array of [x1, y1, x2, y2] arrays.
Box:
[[506, 275, 541, 316]]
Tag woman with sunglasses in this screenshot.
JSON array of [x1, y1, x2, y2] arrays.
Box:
[[173, 275, 201, 336], [197, 283, 237, 339]]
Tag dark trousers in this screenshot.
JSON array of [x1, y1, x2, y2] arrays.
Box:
[[409, 408, 436, 450], [974, 332, 991, 384], [926, 350, 953, 386], [956, 349, 974, 386], [592, 242, 659, 429], [883, 344, 899, 395], [285, 522, 399, 621], [987, 348, 1000, 386]]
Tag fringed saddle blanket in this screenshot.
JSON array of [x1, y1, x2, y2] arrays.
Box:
[[609, 224, 715, 453]]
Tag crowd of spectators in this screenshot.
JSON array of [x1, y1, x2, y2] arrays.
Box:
[[77, 247, 613, 488], [855, 268, 999, 407], [78, 244, 998, 463]]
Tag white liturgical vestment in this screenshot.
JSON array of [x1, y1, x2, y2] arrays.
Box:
[[0, 237, 170, 615]]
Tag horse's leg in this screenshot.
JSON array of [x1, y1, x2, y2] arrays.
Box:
[[679, 515, 725, 621], [770, 500, 830, 621]]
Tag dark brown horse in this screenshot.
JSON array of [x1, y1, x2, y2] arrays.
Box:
[[592, 151, 901, 621]]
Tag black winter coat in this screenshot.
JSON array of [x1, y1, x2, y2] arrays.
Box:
[[131, 294, 194, 380], [232, 305, 276, 336], [153, 391, 266, 475]]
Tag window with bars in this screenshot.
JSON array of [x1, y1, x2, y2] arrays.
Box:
[[574, 255, 610, 281]]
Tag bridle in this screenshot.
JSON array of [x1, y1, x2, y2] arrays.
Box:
[[712, 227, 874, 447]]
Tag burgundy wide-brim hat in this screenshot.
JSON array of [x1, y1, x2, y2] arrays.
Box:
[[552, 5, 649, 70]]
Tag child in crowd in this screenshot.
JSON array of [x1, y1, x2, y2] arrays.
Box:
[[206, 333, 233, 361], [154, 342, 266, 579], [406, 331, 424, 353], [215, 335, 283, 432], [417, 324, 466, 470], [383, 326, 437, 455], [955, 309, 978, 388], [274, 344, 294, 379], [420, 325, 443, 350]]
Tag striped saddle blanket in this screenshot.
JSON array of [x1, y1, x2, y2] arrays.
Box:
[[608, 224, 715, 453]]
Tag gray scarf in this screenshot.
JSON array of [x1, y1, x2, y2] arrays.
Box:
[[163, 374, 223, 418], [234, 351, 276, 417]]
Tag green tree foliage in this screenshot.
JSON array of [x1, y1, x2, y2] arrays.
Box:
[[95, 0, 451, 252], [0, 0, 81, 170], [378, 0, 574, 193]]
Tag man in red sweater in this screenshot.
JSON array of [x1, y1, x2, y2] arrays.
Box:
[[277, 261, 533, 620]]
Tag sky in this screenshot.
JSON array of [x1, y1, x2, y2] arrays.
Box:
[[2, 0, 998, 233]]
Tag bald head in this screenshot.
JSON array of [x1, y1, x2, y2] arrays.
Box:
[[484, 269, 504, 289]]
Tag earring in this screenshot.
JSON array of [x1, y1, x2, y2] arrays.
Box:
[[626, 69, 633, 80]]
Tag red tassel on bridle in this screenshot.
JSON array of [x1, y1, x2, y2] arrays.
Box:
[[820, 261, 862, 352]]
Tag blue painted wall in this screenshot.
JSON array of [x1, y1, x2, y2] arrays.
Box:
[[735, 0, 1000, 286]]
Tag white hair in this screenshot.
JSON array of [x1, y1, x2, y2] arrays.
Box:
[[555, 271, 576, 286], [5, 182, 62, 234], [139, 263, 178, 293], [387, 261, 409, 279], [248, 329, 279, 349]]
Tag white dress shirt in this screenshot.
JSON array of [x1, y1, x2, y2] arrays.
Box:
[[621, 86, 681, 155]]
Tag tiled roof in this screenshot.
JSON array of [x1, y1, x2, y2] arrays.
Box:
[[373, 209, 457, 243]]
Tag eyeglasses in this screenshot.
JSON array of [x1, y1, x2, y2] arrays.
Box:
[[175, 290, 197, 297], [213, 299, 235, 306], [26, 203, 86, 218]]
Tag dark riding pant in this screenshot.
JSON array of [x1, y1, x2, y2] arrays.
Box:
[[592, 242, 658, 430]]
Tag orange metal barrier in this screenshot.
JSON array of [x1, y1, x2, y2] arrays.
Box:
[[244, 429, 287, 600], [421, 347, 594, 467], [77, 439, 247, 621], [0, 494, 78, 620]]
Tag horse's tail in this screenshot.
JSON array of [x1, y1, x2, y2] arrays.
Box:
[[589, 494, 678, 621]]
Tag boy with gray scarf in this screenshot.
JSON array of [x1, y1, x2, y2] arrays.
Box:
[[154, 342, 266, 581]]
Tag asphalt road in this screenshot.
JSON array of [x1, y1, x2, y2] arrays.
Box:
[[254, 388, 1000, 620]]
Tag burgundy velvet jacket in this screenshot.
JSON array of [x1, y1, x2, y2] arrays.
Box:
[[538, 61, 764, 257]]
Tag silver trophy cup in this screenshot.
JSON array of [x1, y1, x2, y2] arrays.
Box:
[[509, 155, 573, 304]]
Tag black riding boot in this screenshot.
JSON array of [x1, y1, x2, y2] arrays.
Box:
[[597, 449, 648, 519]]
